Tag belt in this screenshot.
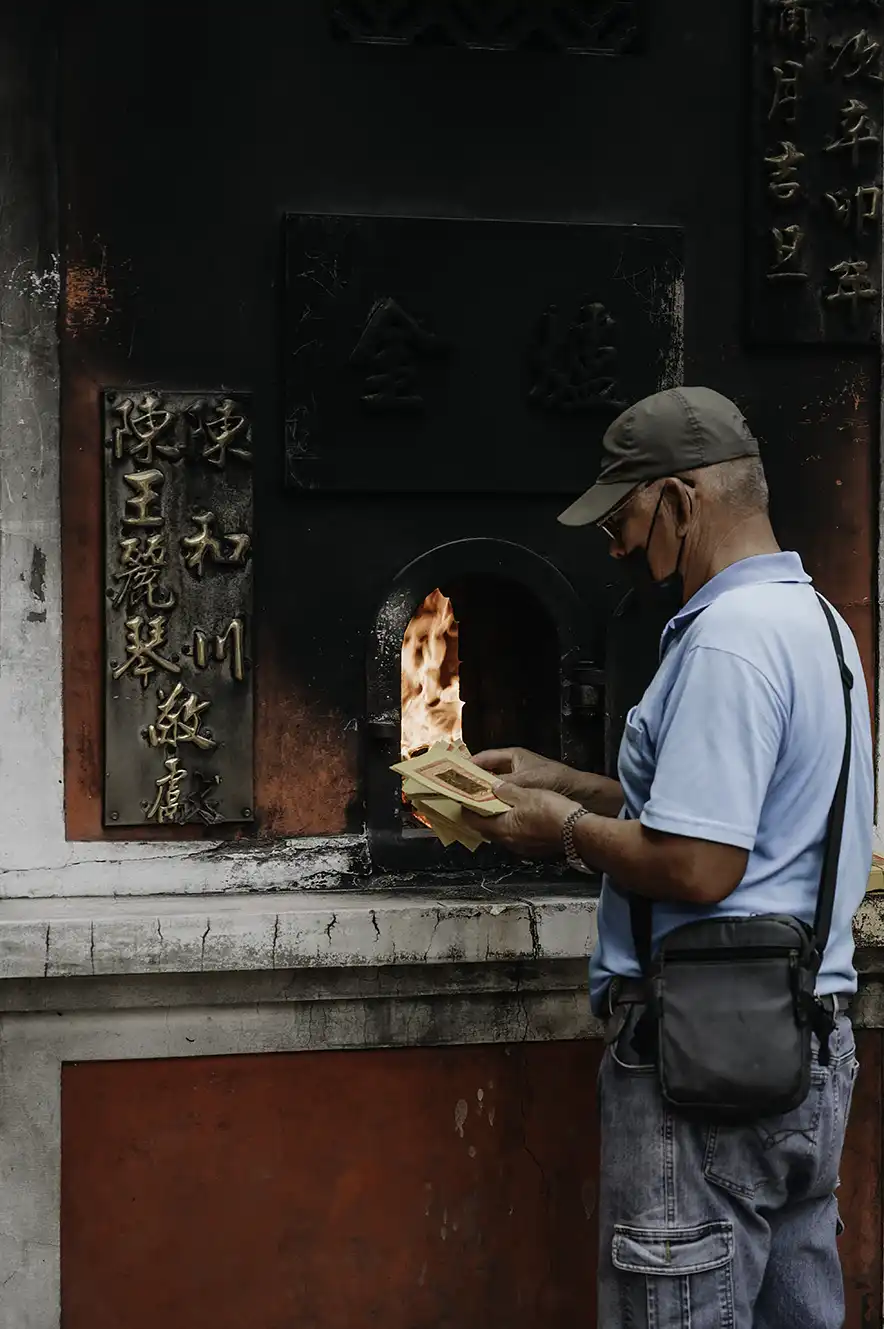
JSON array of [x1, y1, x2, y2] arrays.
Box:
[[604, 977, 851, 1017]]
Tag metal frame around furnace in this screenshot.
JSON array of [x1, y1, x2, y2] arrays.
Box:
[[364, 536, 604, 873]]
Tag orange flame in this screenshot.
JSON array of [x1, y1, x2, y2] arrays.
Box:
[[401, 588, 463, 759]]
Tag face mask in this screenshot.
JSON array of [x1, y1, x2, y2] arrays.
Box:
[[621, 486, 687, 617]]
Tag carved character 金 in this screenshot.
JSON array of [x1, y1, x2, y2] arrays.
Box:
[[528, 301, 627, 413], [828, 29, 883, 82], [148, 681, 217, 752], [769, 60, 804, 123], [111, 533, 175, 612], [826, 259, 878, 315], [766, 224, 808, 280], [825, 98, 881, 165], [145, 755, 188, 823], [181, 511, 251, 579], [765, 140, 806, 202], [350, 298, 444, 411], [109, 393, 183, 465], [193, 619, 245, 683]]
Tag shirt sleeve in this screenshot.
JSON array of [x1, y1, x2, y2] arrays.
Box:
[[640, 644, 788, 850]]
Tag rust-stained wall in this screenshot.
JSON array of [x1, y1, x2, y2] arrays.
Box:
[[60, 1035, 882, 1328], [62, 1042, 600, 1328]]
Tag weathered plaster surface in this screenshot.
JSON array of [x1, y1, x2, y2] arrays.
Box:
[[0, 890, 598, 980], [1, 891, 883, 988], [0, 959, 592, 1329]]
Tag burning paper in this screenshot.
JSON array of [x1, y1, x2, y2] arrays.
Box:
[[392, 742, 512, 852]]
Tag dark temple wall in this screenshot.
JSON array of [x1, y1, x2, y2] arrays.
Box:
[[59, 0, 877, 839]]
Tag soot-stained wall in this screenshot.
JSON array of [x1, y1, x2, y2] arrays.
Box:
[[59, 0, 876, 840]]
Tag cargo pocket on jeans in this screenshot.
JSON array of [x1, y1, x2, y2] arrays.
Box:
[[611, 1220, 735, 1328]]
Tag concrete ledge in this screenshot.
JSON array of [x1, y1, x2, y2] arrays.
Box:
[[3, 890, 884, 985], [0, 890, 599, 981]]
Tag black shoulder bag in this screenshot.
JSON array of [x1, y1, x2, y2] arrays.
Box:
[[627, 594, 854, 1123]]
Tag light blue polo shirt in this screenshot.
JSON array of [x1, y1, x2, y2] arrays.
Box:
[[590, 552, 874, 1009]]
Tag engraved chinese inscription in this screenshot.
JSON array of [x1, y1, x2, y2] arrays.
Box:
[[750, 0, 883, 343], [527, 301, 627, 412], [349, 298, 445, 411], [103, 391, 254, 827], [768, 224, 808, 279]]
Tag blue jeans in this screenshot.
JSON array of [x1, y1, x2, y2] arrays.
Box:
[[598, 1011, 858, 1328]]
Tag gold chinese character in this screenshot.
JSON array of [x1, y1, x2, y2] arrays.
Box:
[[193, 618, 245, 682], [766, 0, 814, 47], [765, 140, 805, 202], [111, 614, 181, 688], [767, 224, 807, 280], [854, 184, 882, 231], [148, 681, 216, 751], [825, 98, 881, 166], [111, 533, 175, 611], [200, 398, 252, 467], [110, 394, 181, 465], [769, 60, 804, 123], [146, 755, 187, 823], [829, 29, 883, 82], [122, 469, 165, 528], [181, 511, 251, 579], [825, 184, 882, 233], [826, 259, 878, 316], [178, 771, 223, 826]]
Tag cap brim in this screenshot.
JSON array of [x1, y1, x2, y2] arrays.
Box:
[[557, 480, 636, 528]]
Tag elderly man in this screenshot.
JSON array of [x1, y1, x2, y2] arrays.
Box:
[[467, 387, 873, 1329]]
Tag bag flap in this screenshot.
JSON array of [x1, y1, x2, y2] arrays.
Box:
[[658, 914, 812, 958], [612, 1221, 734, 1276]]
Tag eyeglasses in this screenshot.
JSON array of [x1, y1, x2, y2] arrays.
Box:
[[597, 476, 695, 542], [597, 485, 644, 541]]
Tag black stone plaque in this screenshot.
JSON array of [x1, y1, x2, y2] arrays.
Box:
[[103, 391, 254, 827], [284, 216, 684, 493], [748, 0, 884, 344], [327, 0, 641, 55]]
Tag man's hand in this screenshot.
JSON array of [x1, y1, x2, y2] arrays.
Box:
[[472, 747, 624, 817], [463, 783, 582, 859], [465, 779, 748, 904], [472, 748, 576, 794]]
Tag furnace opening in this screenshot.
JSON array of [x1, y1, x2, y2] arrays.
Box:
[[400, 577, 560, 766]]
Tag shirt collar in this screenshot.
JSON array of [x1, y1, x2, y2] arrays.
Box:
[[660, 551, 812, 654]]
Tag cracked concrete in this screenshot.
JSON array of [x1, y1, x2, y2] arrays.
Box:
[[0, 892, 600, 981]]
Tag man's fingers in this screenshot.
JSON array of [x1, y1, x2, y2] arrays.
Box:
[[461, 807, 509, 835], [490, 781, 529, 807], [471, 748, 518, 773], [502, 768, 558, 791]]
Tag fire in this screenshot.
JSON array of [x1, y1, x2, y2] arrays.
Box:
[[401, 588, 463, 759]]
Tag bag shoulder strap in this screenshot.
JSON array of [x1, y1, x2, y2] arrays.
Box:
[[813, 594, 853, 954], [628, 591, 854, 973]]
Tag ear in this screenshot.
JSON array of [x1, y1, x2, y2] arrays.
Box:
[[663, 478, 694, 538]]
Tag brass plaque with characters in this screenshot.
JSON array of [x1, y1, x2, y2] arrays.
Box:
[[103, 390, 254, 828]]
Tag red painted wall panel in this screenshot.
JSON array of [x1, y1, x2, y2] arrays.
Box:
[[62, 1042, 601, 1329], [60, 1035, 884, 1327]]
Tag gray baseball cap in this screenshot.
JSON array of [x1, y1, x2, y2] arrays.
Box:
[[557, 386, 760, 528]]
